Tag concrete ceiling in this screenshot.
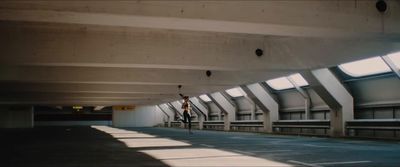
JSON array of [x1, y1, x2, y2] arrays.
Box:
[[0, 0, 399, 106]]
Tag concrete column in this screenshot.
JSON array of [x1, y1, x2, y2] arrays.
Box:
[[189, 97, 208, 130], [301, 68, 353, 137], [209, 92, 236, 131], [0, 105, 34, 128], [169, 101, 185, 128], [170, 101, 184, 115], [157, 105, 173, 127], [189, 97, 208, 118], [287, 77, 312, 119], [112, 105, 163, 127], [242, 95, 257, 120], [382, 55, 400, 79], [196, 112, 205, 130], [241, 84, 278, 133]]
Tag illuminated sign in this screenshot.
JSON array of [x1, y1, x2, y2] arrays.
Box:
[[73, 106, 83, 111], [112, 105, 135, 111]]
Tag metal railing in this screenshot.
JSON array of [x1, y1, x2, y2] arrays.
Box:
[[203, 121, 224, 131], [346, 119, 400, 130], [230, 120, 264, 132], [346, 119, 400, 139], [273, 120, 330, 136]]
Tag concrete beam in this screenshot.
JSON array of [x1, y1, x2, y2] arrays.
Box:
[[241, 83, 279, 133], [0, 66, 285, 86], [0, 82, 231, 95], [0, 100, 165, 106], [209, 92, 236, 131], [0, 1, 399, 37], [0, 91, 180, 105], [0, 92, 181, 100], [301, 68, 353, 137], [1, 23, 399, 71]]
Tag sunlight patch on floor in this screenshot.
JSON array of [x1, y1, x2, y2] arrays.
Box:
[[140, 148, 293, 167], [92, 126, 292, 166], [110, 133, 156, 138], [91, 126, 139, 134], [118, 138, 191, 148], [92, 126, 190, 148]]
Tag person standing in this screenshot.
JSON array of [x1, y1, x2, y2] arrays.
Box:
[[181, 96, 193, 134]]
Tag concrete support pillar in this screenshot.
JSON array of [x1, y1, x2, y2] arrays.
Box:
[[157, 104, 174, 127], [287, 77, 312, 119], [0, 105, 34, 128], [189, 97, 208, 130], [196, 113, 205, 130], [382, 55, 400, 79], [169, 101, 185, 128], [112, 105, 163, 127], [209, 92, 236, 131], [189, 97, 208, 118], [170, 101, 184, 115], [301, 68, 353, 137], [241, 84, 278, 133], [242, 95, 257, 120]]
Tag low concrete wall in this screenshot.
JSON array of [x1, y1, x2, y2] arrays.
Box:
[[113, 105, 164, 127], [0, 106, 33, 128]]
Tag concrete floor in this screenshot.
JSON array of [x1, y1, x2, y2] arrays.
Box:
[[1, 126, 400, 167]]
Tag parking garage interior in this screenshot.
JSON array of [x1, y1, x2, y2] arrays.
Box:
[[1, 0, 400, 166]]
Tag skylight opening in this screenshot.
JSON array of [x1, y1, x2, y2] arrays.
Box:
[[266, 77, 294, 90], [288, 73, 309, 87], [338, 56, 391, 77], [266, 73, 309, 90], [225, 87, 245, 97], [199, 94, 212, 102]]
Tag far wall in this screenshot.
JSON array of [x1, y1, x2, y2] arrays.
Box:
[[113, 105, 164, 127]]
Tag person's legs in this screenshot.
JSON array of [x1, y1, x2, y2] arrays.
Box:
[[188, 115, 192, 132], [180, 114, 187, 123], [183, 112, 192, 134], [182, 112, 188, 129], [183, 113, 188, 123]]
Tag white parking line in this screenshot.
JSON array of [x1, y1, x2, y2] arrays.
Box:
[[269, 152, 304, 156], [229, 136, 245, 139], [288, 160, 322, 167], [288, 160, 372, 167], [200, 144, 214, 148], [303, 144, 331, 148], [251, 150, 292, 153], [232, 149, 256, 155], [315, 161, 371, 165]]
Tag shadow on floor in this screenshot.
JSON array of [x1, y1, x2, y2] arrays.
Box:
[[0, 126, 170, 167]]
